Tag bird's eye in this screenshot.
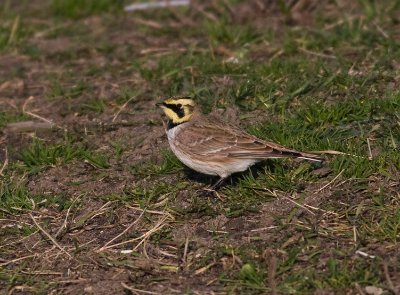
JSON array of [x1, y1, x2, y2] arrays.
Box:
[[177, 104, 182, 108]]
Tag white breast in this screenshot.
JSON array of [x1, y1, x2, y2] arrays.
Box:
[[166, 124, 257, 178], [166, 124, 218, 175]]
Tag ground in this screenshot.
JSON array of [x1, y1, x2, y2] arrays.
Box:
[[0, 0, 399, 294]]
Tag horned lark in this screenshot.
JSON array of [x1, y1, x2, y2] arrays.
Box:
[[157, 97, 323, 189]]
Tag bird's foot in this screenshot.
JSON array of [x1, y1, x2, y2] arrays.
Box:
[[197, 188, 225, 201]]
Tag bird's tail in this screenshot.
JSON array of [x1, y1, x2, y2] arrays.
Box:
[[268, 149, 324, 162], [230, 150, 324, 162]]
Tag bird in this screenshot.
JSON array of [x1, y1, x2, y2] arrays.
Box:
[[157, 96, 323, 190]]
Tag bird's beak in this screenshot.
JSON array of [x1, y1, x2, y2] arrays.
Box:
[[156, 102, 165, 108]]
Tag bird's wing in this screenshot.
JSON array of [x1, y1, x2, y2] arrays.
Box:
[[175, 121, 304, 159]]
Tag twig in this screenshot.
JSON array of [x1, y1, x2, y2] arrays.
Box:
[[134, 18, 163, 29], [121, 283, 161, 294], [315, 169, 345, 193], [374, 21, 389, 39], [140, 47, 188, 55], [0, 254, 37, 267], [112, 95, 137, 122], [324, 15, 359, 30], [7, 285, 36, 294], [0, 229, 39, 249], [0, 208, 13, 215], [230, 248, 236, 268], [193, 3, 218, 21], [153, 248, 177, 259], [132, 215, 169, 251], [281, 195, 315, 216], [250, 226, 278, 232], [7, 15, 20, 45], [383, 262, 398, 295], [0, 218, 33, 227], [206, 229, 228, 234], [54, 194, 81, 238], [29, 213, 72, 258], [69, 201, 113, 232], [303, 204, 338, 215], [311, 149, 366, 158], [195, 261, 216, 275], [99, 214, 169, 251], [0, 147, 8, 176], [127, 206, 174, 220], [142, 238, 149, 259], [206, 278, 218, 286], [353, 226, 357, 243], [299, 48, 337, 60], [98, 209, 146, 251], [20, 270, 63, 276], [182, 237, 189, 264], [367, 138, 373, 160], [269, 48, 284, 62], [356, 250, 375, 259], [124, 0, 189, 12], [23, 96, 53, 125], [22, 96, 65, 131], [268, 254, 277, 295]]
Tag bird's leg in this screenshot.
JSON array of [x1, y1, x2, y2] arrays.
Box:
[[197, 177, 227, 199], [210, 177, 227, 191]]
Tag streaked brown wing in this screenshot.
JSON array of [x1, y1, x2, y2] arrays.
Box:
[[175, 122, 291, 158]]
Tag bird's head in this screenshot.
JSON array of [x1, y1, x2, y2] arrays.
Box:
[[157, 96, 195, 125]]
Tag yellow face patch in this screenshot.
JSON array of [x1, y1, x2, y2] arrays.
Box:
[[160, 97, 195, 124], [163, 97, 195, 106], [163, 107, 192, 123]]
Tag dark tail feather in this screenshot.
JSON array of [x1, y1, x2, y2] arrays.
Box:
[[229, 150, 324, 162]]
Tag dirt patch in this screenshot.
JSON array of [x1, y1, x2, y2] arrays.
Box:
[[1, 1, 399, 294]]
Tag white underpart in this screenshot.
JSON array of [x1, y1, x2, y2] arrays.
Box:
[[167, 124, 257, 178]]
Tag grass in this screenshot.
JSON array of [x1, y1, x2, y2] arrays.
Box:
[[0, 175, 30, 212], [81, 98, 106, 113], [206, 20, 261, 47], [130, 150, 184, 177], [19, 137, 110, 174], [0, 182, 74, 213], [0, 0, 399, 294], [0, 16, 23, 51], [51, 0, 124, 19]]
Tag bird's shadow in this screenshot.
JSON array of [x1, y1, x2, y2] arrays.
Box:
[[183, 160, 278, 190]]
